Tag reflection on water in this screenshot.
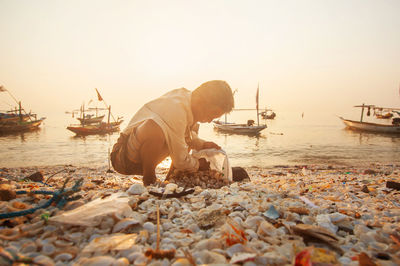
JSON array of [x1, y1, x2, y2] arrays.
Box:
[[0, 128, 42, 143], [343, 127, 400, 144], [1, 111, 400, 168]]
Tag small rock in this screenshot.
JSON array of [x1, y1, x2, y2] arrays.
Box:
[[363, 169, 376, 175], [0, 183, 16, 201], [194, 239, 223, 251], [76, 255, 117, 266], [361, 185, 370, 193], [33, 255, 55, 266], [232, 167, 250, 182], [127, 183, 146, 195], [25, 171, 44, 182]]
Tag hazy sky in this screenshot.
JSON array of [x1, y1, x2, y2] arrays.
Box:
[[1, 0, 400, 117]]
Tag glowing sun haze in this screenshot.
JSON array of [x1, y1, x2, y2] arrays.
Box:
[[1, 0, 399, 117]]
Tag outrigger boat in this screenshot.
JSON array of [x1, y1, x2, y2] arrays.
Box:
[[0, 86, 46, 133], [339, 104, 400, 134], [213, 85, 267, 135], [67, 121, 122, 135], [67, 88, 123, 135], [213, 120, 267, 134]]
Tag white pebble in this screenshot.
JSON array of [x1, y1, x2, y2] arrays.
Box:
[[127, 183, 146, 195]]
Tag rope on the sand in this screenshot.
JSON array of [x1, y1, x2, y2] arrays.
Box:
[[0, 177, 83, 219]]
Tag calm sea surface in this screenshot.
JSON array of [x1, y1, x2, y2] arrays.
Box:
[[1, 109, 400, 168]]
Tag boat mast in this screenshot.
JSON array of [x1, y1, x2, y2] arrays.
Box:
[[256, 84, 260, 126], [108, 106, 111, 124], [0, 86, 33, 122], [360, 103, 365, 122], [19, 101, 22, 121], [95, 88, 116, 122]]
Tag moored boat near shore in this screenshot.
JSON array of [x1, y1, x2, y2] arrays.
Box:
[[67, 120, 122, 135], [213, 84, 267, 135], [0, 117, 46, 133], [0, 86, 46, 133], [67, 88, 123, 135], [213, 120, 267, 134], [340, 104, 400, 134], [339, 117, 400, 134]]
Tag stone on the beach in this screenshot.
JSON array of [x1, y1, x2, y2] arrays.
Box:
[[127, 183, 146, 195], [1, 164, 399, 265], [316, 214, 338, 234], [171, 258, 193, 266], [194, 239, 223, 251], [112, 218, 141, 233], [193, 250, 227, 264], [0, 183, 16, 201], [263, 205, 280, 220], [25, 171, 44, 182], [143, 221, 155, 233], [75, 255, 118, 266], [33, 255, 55, 266], [257, 221, 278, 237], [54, 253, 74, 262], [230, 252, 257, 264], [232, 166, 250, 182], [196, 208, 226, 229]]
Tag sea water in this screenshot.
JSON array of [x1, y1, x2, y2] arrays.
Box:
[[1, 110, 400, 168]]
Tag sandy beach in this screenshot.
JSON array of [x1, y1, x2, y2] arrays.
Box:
[[0, 163, 399, 265]]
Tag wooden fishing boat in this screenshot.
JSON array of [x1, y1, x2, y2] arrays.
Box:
[[340, 104, 400, 134], [0, 86, 46, 133], [0, 117, 46, 133], [339, 117, 400, 134], [213, 120, 267, 134], [0, 112, 30, 124], [213, 85, 267, 135], [67, 88, 123, 135], [67, 121, 122, 135]]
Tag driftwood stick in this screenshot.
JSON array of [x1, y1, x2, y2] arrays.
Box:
[[149, 189, 195, 198], [156, 204, 160, 251]]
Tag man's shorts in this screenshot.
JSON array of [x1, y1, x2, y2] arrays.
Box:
[[110, 132, 143, 175]]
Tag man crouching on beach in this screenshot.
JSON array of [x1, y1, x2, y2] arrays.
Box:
[[111, 80, 234, 186]]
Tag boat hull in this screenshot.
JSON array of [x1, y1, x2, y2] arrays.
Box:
[[213, 121, 267, 134], [340, 117, 400, 134], [0, 118, 45, 133], [0, 113, 30, 124], [67, 122, 121, 135]]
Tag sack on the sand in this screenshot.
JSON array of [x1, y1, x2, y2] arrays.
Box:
[[191, 149, 232, 182]]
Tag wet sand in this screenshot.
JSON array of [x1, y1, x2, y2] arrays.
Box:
[[0, 164, 399, 265]]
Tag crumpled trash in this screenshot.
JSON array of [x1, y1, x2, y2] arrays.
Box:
[[50, 192, 133, 226]]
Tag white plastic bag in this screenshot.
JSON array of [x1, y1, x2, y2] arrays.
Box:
[[50, 192, 133, 226], [191, 148, 232, 182]]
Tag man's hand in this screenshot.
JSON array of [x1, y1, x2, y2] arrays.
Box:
[[202, 141, 221, 150], [198, 158, 210, 171]]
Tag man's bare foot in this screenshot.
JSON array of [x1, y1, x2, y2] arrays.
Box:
[[143, 176, 168, 187]]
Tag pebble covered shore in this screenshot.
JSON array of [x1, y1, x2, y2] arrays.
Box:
[[0, 164, 400, 265]]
